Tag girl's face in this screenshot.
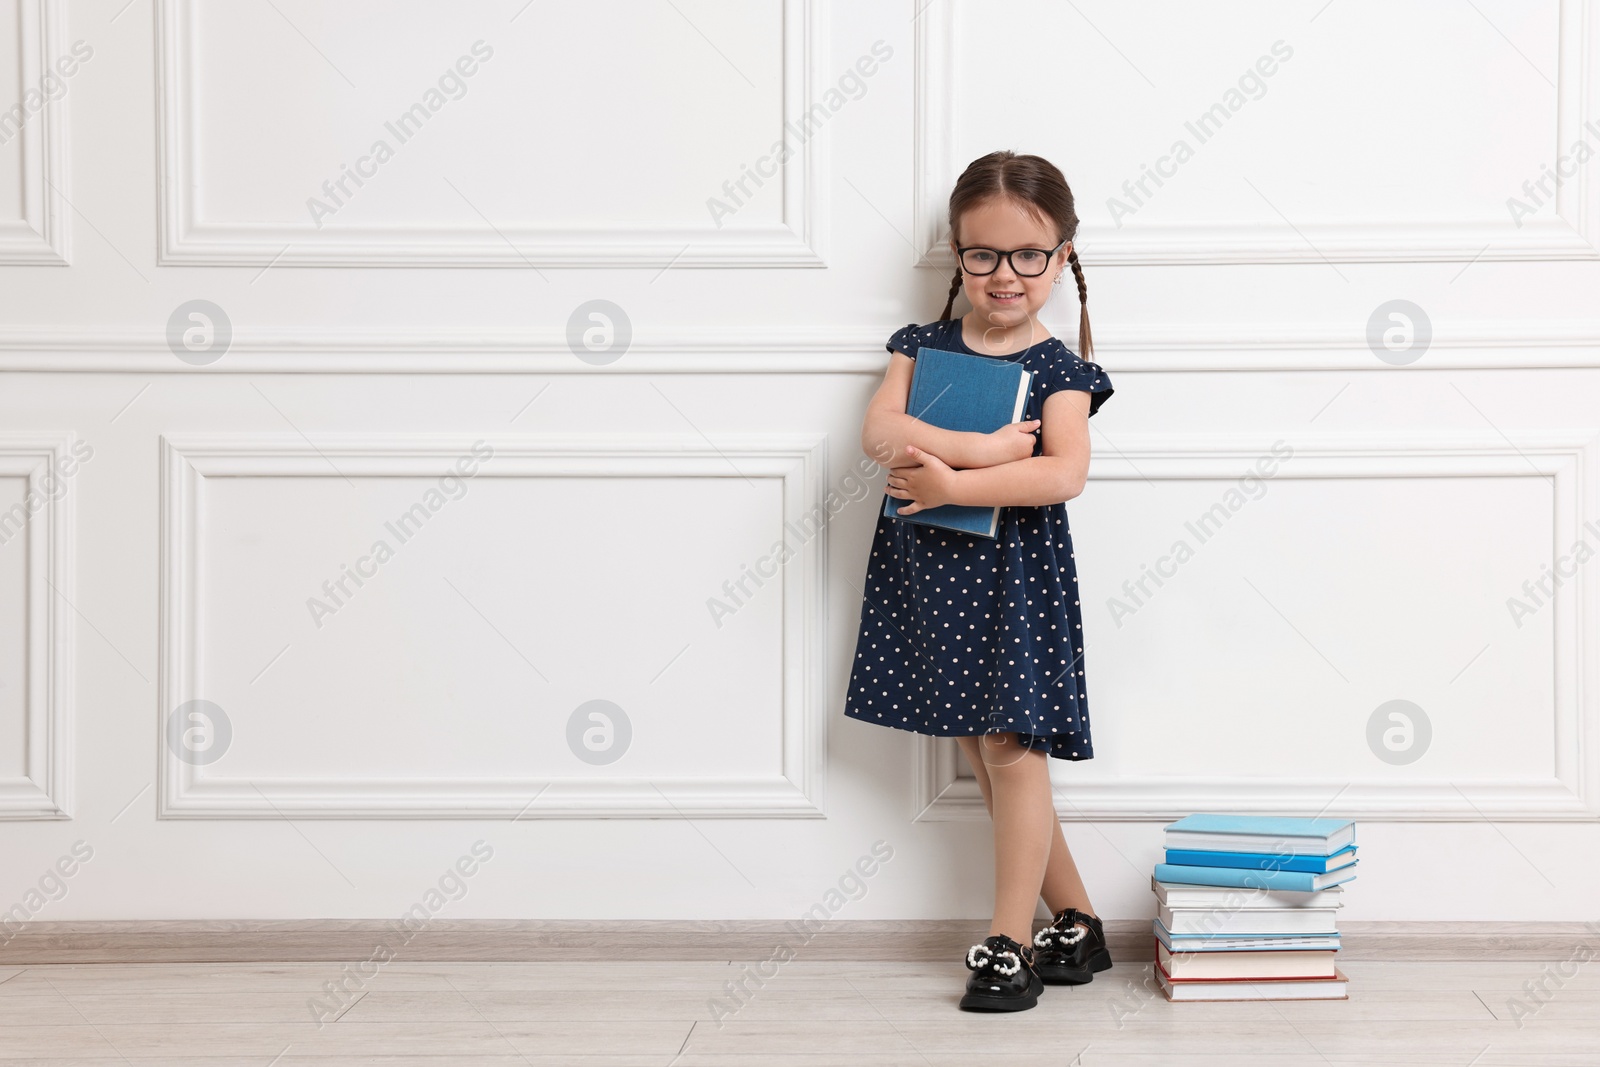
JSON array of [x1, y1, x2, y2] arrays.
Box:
[[950, 197, 1067, 333]]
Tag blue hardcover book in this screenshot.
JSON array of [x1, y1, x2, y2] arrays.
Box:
[[1154, 862, 1357, 893], [1164, 844, 1358, 875], [1163, 814, 1356, 856], [883, 346, 1033, 538]]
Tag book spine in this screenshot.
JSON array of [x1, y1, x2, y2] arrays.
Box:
[[1165, 817, 1351, 838], [1154, 863, 1316, 892], [1164, 849, 1329, 873], [1164, 833, 1339, 856]]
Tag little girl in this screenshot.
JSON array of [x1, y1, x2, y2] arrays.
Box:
[[844, 151, 1114, 1012]]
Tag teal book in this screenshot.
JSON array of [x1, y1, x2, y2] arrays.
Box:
[[1154, 862, 1357, 893], [1164, 844, 1358, 875], [1163, 814, 1356, 856], [883, 346, 1033, 538]]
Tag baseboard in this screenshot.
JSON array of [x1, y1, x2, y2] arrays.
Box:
[[2, 919, 1595, 965]]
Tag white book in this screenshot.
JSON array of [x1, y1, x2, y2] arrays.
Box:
[[1152, 876, 1345, 910], [1158, 942, 1337, 980], [1157, 962, 1349, 1002], [1159, 901, 1339, 936], [1154, 918, 1342, 953]]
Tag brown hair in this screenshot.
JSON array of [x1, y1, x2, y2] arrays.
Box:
[[938, 150, 1093, 361]]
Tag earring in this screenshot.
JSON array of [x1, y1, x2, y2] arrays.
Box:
[[1052, 273, 1063, 286]]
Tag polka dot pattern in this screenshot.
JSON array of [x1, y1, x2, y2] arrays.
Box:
[[842, 318, 1115, 762]]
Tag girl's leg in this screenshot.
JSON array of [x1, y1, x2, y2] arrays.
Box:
[[954, 732, 1056, 945], [1038, 820, 1097, 919], [956, 737, 1097, 919]]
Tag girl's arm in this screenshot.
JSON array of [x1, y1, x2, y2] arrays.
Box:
[[861, 351, 1038, 470], [887, 389, 1092, 511]]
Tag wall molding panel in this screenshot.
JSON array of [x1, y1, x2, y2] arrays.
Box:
[[0, 0, 69, 265], [154, 0, 830, 267], [8, 0, 1600, 927], [0, 434, 76, 820], [913, 431, 1600, 822], [158, 432, 829, 819], [914, 0, 1600, 265]]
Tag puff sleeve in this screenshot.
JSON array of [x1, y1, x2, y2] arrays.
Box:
[[1041, 346, 1114, 417], [885, 322, 925, 359]]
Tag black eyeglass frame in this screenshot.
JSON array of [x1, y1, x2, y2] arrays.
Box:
[[954, 237, 1069, 277], [953, 238, 1068, 278]]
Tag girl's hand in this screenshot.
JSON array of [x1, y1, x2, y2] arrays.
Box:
[[983, 420, 1041, 466], [886, 446, 959, 515]]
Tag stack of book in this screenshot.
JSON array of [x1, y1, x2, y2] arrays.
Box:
[[1152, 814, 1357, 1002]]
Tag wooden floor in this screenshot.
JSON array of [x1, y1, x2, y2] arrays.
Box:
[[1, 958, 1597, 1065]]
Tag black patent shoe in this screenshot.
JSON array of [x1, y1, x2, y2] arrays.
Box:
[[1032, 908, 1112, 985], [958, 933, 1043, 1012]]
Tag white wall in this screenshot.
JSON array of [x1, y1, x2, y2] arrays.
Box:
[[2, 0, 1598, 926]]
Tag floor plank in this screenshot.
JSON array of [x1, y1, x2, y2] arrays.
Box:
[[0, 959, 1594, 1065]]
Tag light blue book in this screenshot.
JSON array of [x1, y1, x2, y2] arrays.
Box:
[[1154, 862, 1357, 893], [1163, 814, 1356, 856], [1153, 917, 1342, 953], [1164, 844, 1358, 875], [883, 346, 1032, 538]]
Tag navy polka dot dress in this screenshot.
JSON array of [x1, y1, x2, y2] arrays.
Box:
[[843, 318, 1114, 761]]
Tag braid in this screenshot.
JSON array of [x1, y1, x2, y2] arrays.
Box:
[[1067, 247, 1093, 361], [939, 268, 963, 321]]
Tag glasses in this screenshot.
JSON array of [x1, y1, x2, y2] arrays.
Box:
[[956, 238, 1067, 277]]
